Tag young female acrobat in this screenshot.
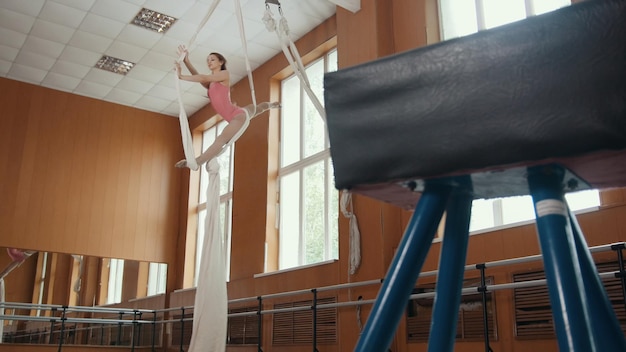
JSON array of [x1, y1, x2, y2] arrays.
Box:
[[174, 45, 279, 169]]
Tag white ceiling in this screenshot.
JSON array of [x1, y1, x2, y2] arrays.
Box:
[[0, 0, 336, 117]]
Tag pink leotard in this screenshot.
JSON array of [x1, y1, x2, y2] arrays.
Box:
[[208, 82, 244, 123]]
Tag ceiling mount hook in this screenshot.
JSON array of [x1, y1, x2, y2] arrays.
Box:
[[265, 0, 283, 15]]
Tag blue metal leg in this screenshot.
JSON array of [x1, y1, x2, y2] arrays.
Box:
[[568, 206, 626, 350], [354, 179, 454, 352], [527, 165, 595, 351], [428, 177, 473, 352]]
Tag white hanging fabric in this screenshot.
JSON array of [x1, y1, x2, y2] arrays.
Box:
[[188, 159, 227, 352], [174, 0, 258, 350], [341, 190, 361, 275], [234, 0, 257, 115], [328, 0, 361, 13], [174, 0, 222, 171], [262, 4, 326, 122], [174, 74, 199, 171]]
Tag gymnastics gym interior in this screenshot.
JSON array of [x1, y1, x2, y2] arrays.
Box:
[[1, 0, 625, 351]]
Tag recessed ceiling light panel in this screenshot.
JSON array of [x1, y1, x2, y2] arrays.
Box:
[[95, 55, 135, 75], [132, 8, 177, 33]]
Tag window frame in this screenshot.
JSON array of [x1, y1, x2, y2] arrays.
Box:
[[437, 0, 600, 234], [438, 0, 572, 41], [276, 48, 338, 271]]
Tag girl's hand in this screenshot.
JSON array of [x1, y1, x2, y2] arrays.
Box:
[[177, 45, 189, 60], [175, 159, 199, 171]]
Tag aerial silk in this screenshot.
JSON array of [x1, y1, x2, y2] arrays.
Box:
[[174, 0, 223, 171], [174, 0, 255, 350], [262, 4, 326, 121], [341, 191, 361, 275], [188, 159, 227, 351], [176, 1, 360, 350]]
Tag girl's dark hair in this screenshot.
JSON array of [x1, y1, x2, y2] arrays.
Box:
[[210, 52, 227, 70]]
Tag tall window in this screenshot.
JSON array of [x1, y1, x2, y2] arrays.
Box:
[[195, 121, 235, 283], [469, 191, 600, 232], [107, 258, 124, 304], [278, 49, 339, 270], [439, 0, 571, 41], [438, 0, 600, 232], [147, 262, 167, 296]]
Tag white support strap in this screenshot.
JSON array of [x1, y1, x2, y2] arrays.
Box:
[[188, 159, 227, 352], [187, 0, 222, 51], [234, 0, 257, 115], [176, 1, 258, 351], [174, 74, 199, 170], [341, 190, 362, 275], [174, 0, 222, 171], [263, 4, 326, 122]]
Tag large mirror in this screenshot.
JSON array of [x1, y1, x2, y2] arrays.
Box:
[[1, 247, 168, 347], [0, 247, 168, 307]]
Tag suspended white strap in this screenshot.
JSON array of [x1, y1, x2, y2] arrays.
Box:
[[187, 0, 222, 51], [356, 295, 363, 332], [234, 0, 257, 115], [174, 0, 221, 170], [340, 190, 361, 275], [263, 6, 326, 122], [278, 16, 311, 88], [188, 159, 227, 352], [174, 74, 199, 170]]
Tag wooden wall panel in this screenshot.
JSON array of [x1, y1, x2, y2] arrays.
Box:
[[0, 78, 181, 265], [600, 187, 626, 208]]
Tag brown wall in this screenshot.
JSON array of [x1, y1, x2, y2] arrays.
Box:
[[2, 0, 623, 351], [0, 78, 182, 265]]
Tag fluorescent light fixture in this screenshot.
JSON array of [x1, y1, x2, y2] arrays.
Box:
[[95, 55, 135, 75], [132, 8, 177, 33]]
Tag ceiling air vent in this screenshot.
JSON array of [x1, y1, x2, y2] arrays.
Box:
[[95, 55, 135, 75], [132, 8, 177, 33]]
